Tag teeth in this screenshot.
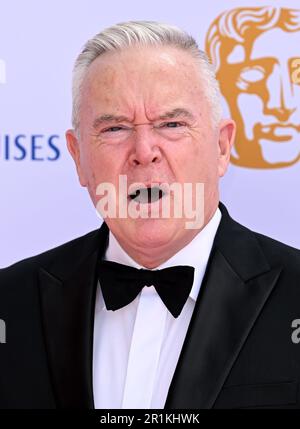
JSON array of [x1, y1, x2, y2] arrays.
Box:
[[129, 186, 164, 203]]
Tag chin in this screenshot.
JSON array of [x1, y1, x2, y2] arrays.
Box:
[[129, 218, 179, 248]]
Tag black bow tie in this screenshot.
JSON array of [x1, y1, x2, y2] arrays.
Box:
[[98, 260, 195, 318]]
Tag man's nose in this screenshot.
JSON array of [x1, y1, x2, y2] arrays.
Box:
[[264, 63, 297, 122], [128, 124, 162, 167]]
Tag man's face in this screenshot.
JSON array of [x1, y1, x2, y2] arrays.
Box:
[[218, 28, 300, 168], [66, 46, 234, 265]]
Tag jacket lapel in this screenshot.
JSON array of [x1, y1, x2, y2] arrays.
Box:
[[164, 203, 282, 409], [38, 203, 283, 409], [38, 222, 109, 408]]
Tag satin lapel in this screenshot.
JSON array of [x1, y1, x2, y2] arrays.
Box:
[[164, 203, 282, 409], [38, 222, 109, 408]]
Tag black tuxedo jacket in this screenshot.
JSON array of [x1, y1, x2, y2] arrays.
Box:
[[1, 202, 300, 409]]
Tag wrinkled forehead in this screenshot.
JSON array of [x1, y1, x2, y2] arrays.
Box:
[[83, 45, 203, 88], [80, 46, 208, 117]]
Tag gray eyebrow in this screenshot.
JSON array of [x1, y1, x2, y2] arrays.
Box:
[[157, 108, 196, 121], [92, 108, 195, 129], [92, 114, 131, 129]]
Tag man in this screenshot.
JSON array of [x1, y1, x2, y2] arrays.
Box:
[[206, 6, 300, 169], [1, 21, 300, 409]]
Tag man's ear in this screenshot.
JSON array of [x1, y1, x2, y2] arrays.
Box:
[[217, 119, 236, 177], [65, 129, 88, 187]]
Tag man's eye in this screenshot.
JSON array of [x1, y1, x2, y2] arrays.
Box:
[[161, 122, 185, 128], [103, 126, 124, 133]]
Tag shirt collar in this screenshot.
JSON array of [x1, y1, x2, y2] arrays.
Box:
[[100, 207, 221, 306]]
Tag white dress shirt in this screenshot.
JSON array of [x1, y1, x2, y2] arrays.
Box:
[[93, 207, 222, 409]]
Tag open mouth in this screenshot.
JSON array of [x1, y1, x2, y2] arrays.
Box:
[[128, 185, 166, 204]]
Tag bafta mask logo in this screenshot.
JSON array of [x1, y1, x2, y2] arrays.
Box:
[[206, 7, 300, 169]]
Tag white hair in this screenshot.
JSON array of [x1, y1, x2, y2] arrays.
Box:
[[71, 20, 223, 131]]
